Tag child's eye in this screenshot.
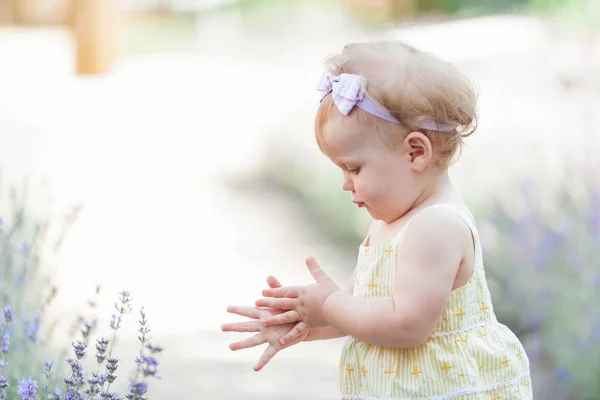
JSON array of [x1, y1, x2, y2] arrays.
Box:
[[347, 167, 361, 174]]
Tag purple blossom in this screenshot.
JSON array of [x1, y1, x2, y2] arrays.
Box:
[[43, 359, 53, 379], [81, 319, 97, 341], [26, 311, 41, 341], [3, 306, 11, 324], [20, 242, 30, 254], [105, 357, 119, 383], [96, 337, 109, 364], [523, 313, 542, 332], [0, 374, 8, 389], [591, 321, 600, 341], [65, 387, 82, 400], [66, 358, 85, 386], [72, 341, 87, 360], [17, 377, 37, 400], [142, 356, 159, 377], [114, 291, 132, 316], [102, 393, 121, 400], [0, 374, 7, 400], [2, 331, 9, 353], [554, 366, 572, 383], [110, 315, 121, 330], [585, 273, 600, 288], [145, 344, 163, 354], [105, 357, 119, 374], [534, 229, 562, 269], [126, 381, 147, 399]]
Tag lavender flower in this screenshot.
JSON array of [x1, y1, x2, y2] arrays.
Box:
[[2, 331, 9, 354], [105, 357, 119, 374], [125, 381, 148, 400], [65, 387, 83, 400], [2, 306, 11, 324], [96, 337, 109, 364], [44, 359, 54, 379], [555, 366, 572, 384], [0, 374, 8, 399], [142, 356, 159, 378], [81, 319, 97, 342], [26, 311, 41, 341], [115, 291, 132, 316], [85, 373, 105, 396], [17, 377, 38, 400], [145, 344, 163, 354], [591, 321, 600, 341], [21, 242, 30, 254], [66, 358, 85, 387], [72, 341, 87, 360], [110, 315, 121, 330], [105, 357, 119, 384]]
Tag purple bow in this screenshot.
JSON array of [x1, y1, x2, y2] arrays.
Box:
[[317, 71, 459, 131]]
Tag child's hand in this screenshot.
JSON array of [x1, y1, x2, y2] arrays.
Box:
[[255, 257, 340, 332], [221, 276, 310, 371]]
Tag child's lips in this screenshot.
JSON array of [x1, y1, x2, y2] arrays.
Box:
[[353, 201, 366, 208]]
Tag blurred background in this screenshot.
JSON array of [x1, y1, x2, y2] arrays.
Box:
[[0, 0, 599, 399]]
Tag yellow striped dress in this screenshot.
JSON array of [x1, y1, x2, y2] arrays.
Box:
[[339, 205, 533, 399]]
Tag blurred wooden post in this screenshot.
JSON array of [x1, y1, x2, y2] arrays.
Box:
[[11, 0, 70, 25], [390, 0, 417, 19], [347, 0, 417, 22], [72, 0, 121, 75], [0, 0, 13, 23], [12, 0, 33, 24]]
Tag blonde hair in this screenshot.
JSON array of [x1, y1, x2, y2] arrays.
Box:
[[315, 41, 477, 170]]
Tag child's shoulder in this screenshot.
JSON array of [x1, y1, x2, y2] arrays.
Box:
[[366, 203, 476, 250], [403, 203, 474, 248], [411, 203, 476, 230]]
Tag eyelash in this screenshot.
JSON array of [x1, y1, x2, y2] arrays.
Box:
[[347, 167, 361, 174]]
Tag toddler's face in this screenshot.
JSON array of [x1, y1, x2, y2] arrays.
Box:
[[320, 109, 423, 224]]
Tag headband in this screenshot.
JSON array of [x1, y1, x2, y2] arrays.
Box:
[[317, 72, 458, 132]]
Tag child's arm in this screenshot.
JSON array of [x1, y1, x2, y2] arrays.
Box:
[[303, 326, 347, 341], [259, 207, 471, 349], [322, 207, 470, 348]]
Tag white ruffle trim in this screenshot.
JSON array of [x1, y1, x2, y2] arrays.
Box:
[[430, 320, 496, 338]]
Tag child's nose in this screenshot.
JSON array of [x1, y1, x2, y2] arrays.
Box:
[[341, 174, 354, 192]]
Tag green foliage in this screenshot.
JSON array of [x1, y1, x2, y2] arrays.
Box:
[[0, 185, 77, 398]]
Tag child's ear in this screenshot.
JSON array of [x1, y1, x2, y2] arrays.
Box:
[[402, 131, 432, 172]]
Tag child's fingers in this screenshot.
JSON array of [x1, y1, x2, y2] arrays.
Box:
[[261, 310, 301, 327], [279, 321, 309, 345], [305, 256, 329, 283], [253, 344, 278, 372], [262, 286, 302, 298], [226, 305, 261, 319], [255, 297, 298, 310], [229, 333, 266, 351], [221, 321, 261, 333], [266, 275, 282, 288]]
